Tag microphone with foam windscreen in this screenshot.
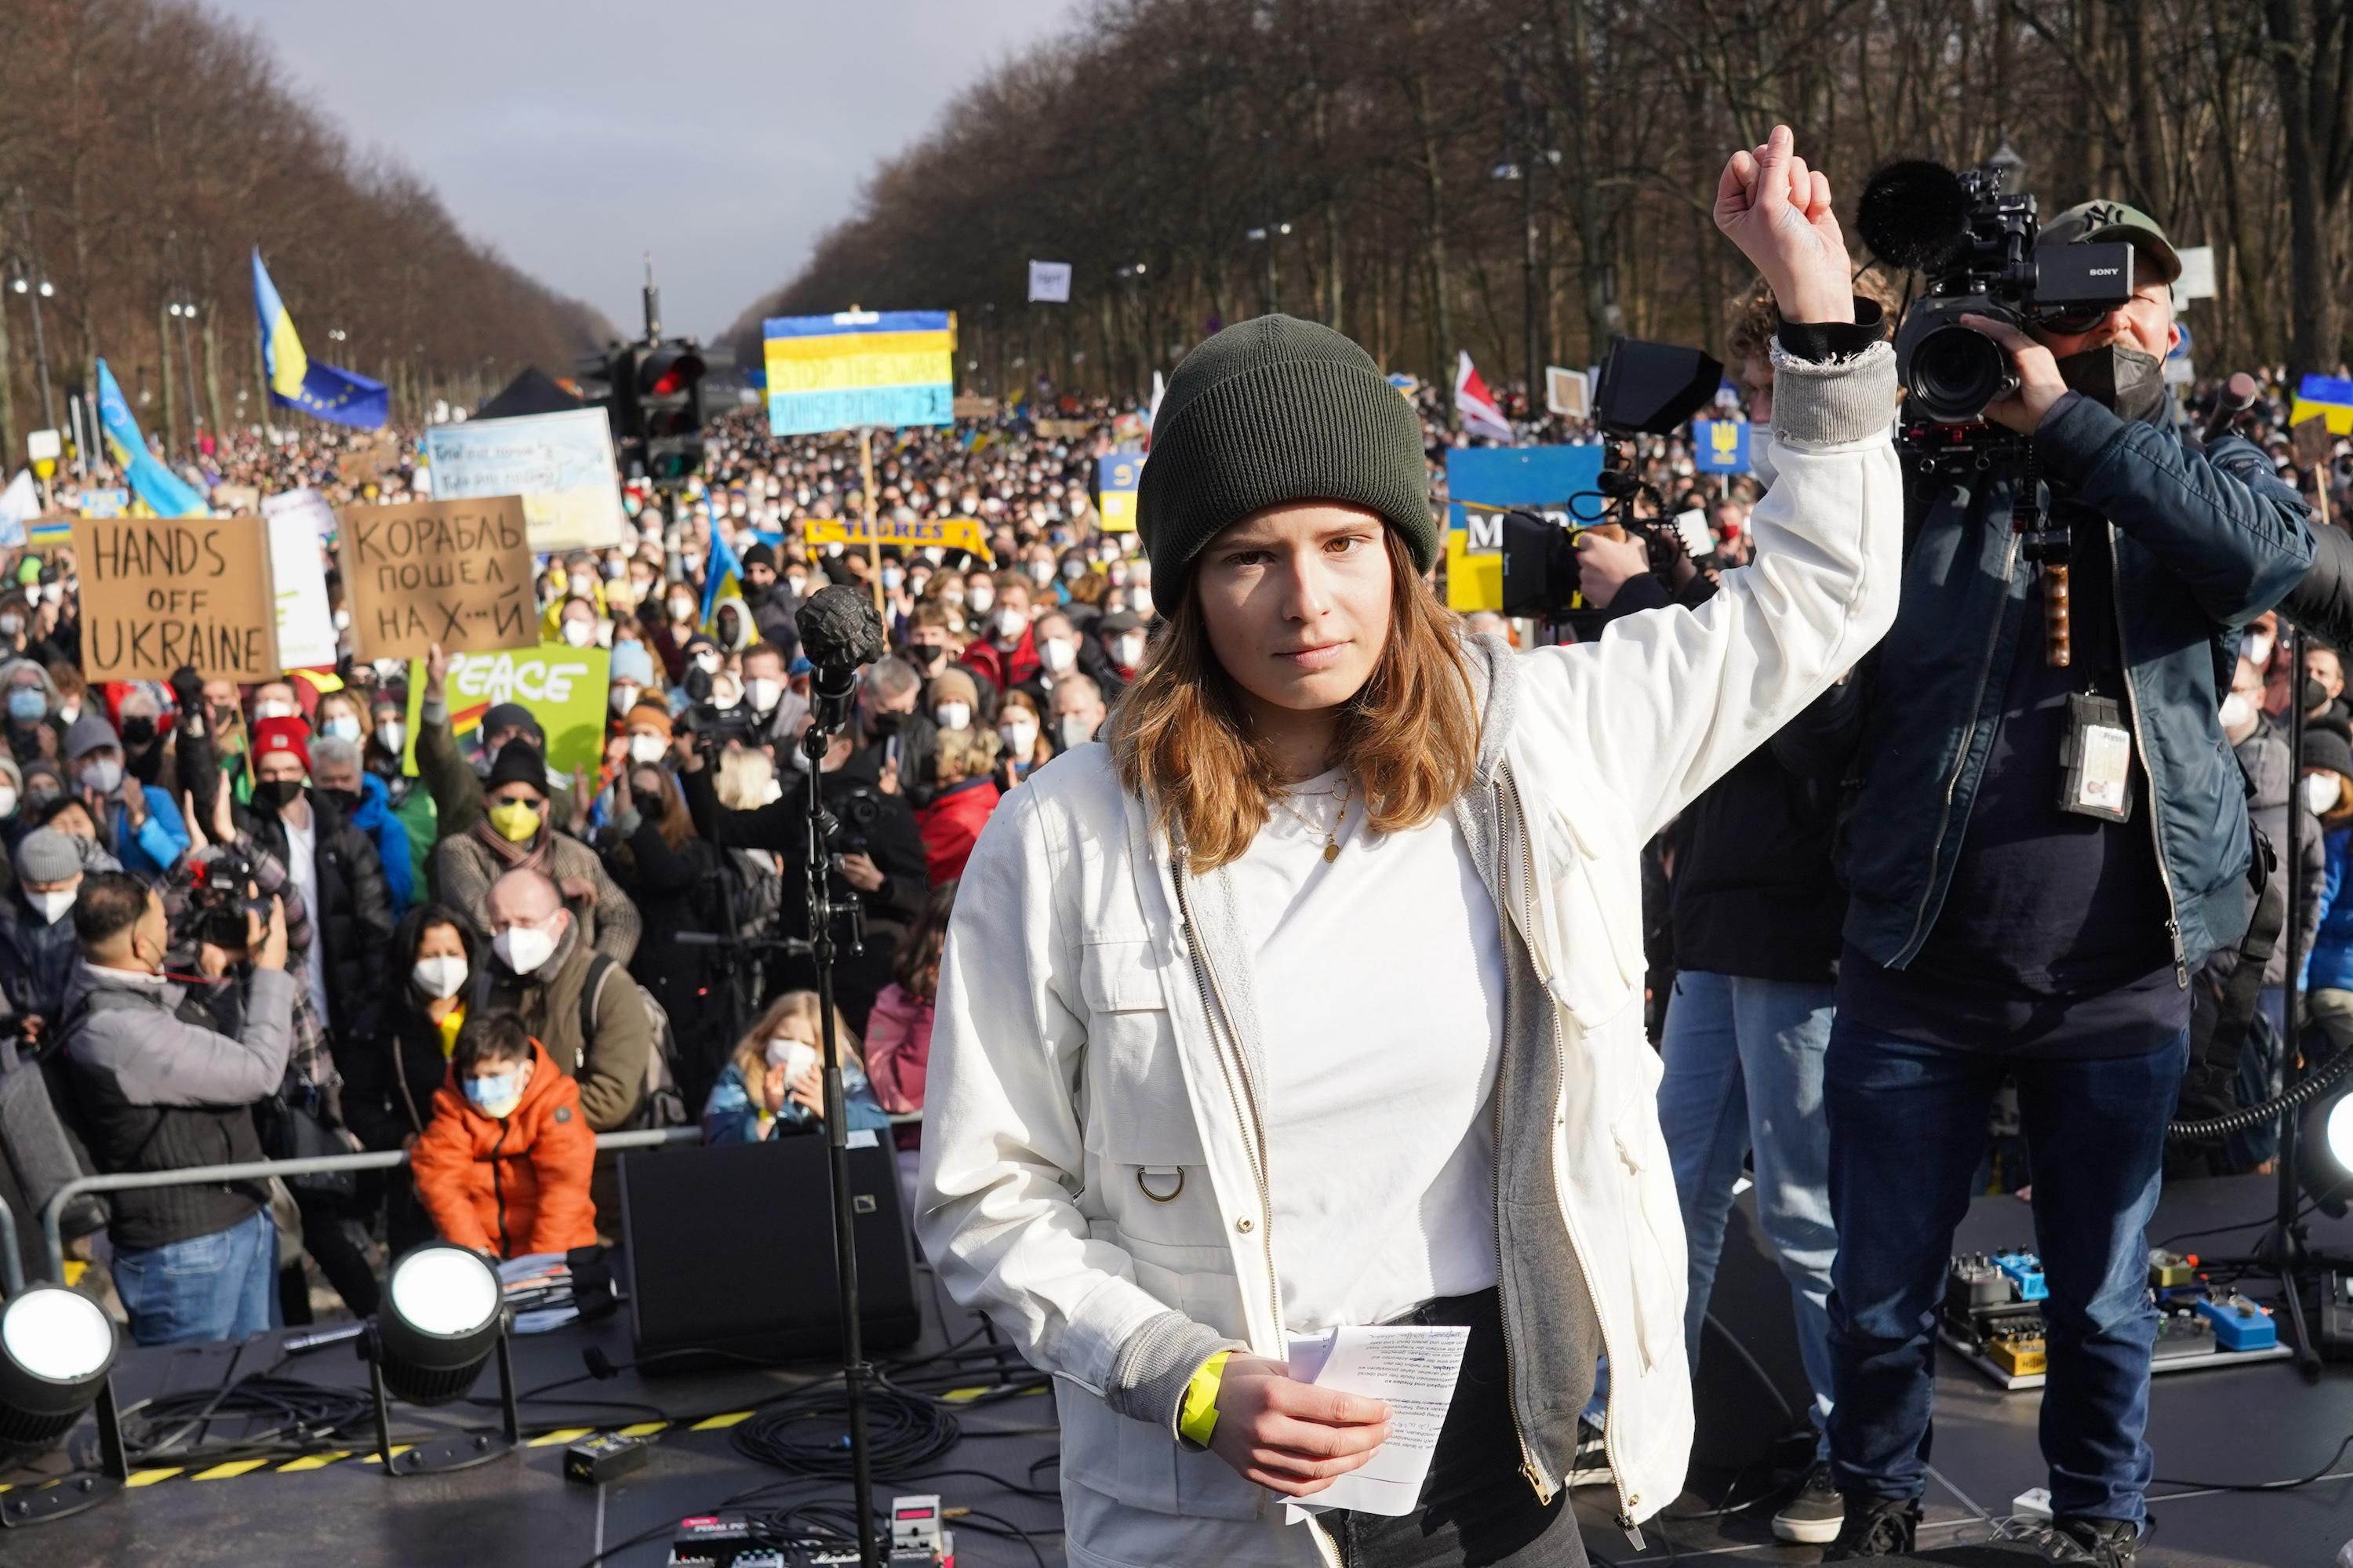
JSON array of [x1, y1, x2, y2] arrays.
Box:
[[795, 585, 886, 739], [2202, 372, 2260, 444], [1854, 159, 1974, 275]]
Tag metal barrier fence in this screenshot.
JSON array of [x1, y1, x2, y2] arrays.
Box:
[[36, 1126, 702, 1286]]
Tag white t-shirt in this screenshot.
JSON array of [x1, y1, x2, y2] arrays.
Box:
[[281, 809, 330, 1028], [1219, 769, 1506, 1334]]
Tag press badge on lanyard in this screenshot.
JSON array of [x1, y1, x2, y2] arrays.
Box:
[[2059, 693, 2133, 823]]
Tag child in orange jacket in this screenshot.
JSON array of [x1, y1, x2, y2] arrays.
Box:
[[408, 1011, 597, 1259]]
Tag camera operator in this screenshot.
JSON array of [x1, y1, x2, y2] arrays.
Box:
[[1789, 206, 2313, 1563], [679, 712, 929, 1034], [62, 871, 293, 1347]]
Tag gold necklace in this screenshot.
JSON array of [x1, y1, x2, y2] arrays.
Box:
[[1270, 776, 1351, 862]]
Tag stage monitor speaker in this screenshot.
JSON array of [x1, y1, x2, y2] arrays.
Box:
[[1689, 1188, 1818, 1475], [619, 1136, 920, 1372]]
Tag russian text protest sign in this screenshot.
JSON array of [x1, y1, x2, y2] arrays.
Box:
[[75, 516, 279, 680], [421, 408, 626, 552], [340, 496, 535, 661], [763, 310, 955, 436], [401, 646, 609, 780]]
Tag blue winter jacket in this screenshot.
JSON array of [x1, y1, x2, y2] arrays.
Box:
[[700, 1057, 890, 1145], [349, 772, 414, 913], [2307, 826, 2353, 994], [1787, 393, 2314, 973], [104, 785, 190, 879]]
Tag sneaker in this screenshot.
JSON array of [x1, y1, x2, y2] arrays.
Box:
[[1824, 1493, 1921, 1559], [2047, 1516, 2139, 1566], [1772, 1461, 1846, 1544]]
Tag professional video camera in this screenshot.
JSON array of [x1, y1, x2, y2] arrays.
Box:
[[173, 846, 273, 951], [1490, 337, 1727, 632], [824, 785, 884, 874], [1858, 158, 2136, 431], [685, 699, 757, 753]]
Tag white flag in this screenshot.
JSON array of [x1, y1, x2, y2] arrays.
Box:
[[0, 470, 37, 547], [1454, 352, 1515, 442], [1028, 260, 1073, 304]]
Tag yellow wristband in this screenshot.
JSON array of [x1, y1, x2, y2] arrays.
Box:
[[1176, 1350, 1231, 1447]]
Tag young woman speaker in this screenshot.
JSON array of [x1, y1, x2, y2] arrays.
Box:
[[919, 128, 1899, 1568]]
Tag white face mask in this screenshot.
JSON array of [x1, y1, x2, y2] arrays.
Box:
[[609, 684, 642, 716], [670, 598, 697, 623], [411, 955, 468, 999], [494, 920, 559, 976], [2219, 693, 2257, 734], [933, 701, 971, 732], [0, 785, 16, 818], [323, 715, 362, 744], [2246, 633, 2276, 670], [562, 619, 596, 648], [1040, 638, 1077, 674], [1115, 633, 1147, 669], [2307, 773, 2344, 817], [29, 887, 75, 924], [376, 719, 406, 755], [78, 760, 122, 795], [1060, 714, 1098, 750], [744, 677, 784, 713], [882, 567, 904, 591], [629, 733, 667, 764], [998, 719, 1038, 757], [994, 607, 1027, 642], [692, 649, 722, 675], [1129, 585, 1152, 614], [967, 584, 995, 614], [1028, 559, 1056, 585], [253, 699, 296, 721], [569, 574, 595, 598]]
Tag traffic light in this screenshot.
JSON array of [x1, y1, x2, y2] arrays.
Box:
[[635, 340, 707, 481]]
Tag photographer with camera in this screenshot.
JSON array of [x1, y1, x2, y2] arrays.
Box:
[[1790, 190, 2315, 1563], [62, 871, 293, 1346], [679, 713, 929, 1035]]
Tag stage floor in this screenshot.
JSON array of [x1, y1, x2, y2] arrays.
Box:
[[6, 1174, 2348, 1567]]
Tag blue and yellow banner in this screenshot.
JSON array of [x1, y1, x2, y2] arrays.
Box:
[[1097, 453, 1142, 533], [700, 496, 746, 635], [252, 250, 390, 430], [2291, 374, 2353, 438], [763, 310, 955, 436], [93, 359, 208, 518], [1443, 445, 1606, 612]]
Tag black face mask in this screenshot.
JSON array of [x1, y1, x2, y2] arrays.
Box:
[[320, 788, 362, 817], [2055, 343, 2168, 424], [868, 708, 904, 736], [119, 716, 156, 748], [253, 777, 304, 813], [909, 642, 946, 672]]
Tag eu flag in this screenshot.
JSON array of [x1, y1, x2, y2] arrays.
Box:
[[253, 250, 389, 431]]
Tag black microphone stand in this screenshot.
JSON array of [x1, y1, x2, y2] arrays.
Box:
[[802, 712, 879, 1568]]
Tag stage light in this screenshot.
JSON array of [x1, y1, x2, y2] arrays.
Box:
[[0, 1286, 116, 1467], [2297, 1089, 2353, 1217], [375, 1242, 503, 1406]]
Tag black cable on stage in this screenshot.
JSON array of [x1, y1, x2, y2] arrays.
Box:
[[118, 1374, 373, 1464], [729, 1376, 961, 1479], [2151, 1430, 2353, 1494]]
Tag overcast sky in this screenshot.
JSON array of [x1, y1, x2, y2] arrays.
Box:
[[205, 0, 1082, 343]]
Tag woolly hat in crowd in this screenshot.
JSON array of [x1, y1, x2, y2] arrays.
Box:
[[64, 713, 118, 762], [609, 639, 656, 687], [1136, 314, 1436, 589], [253, 716, 311, 775], [626, 702, 673, 740], [14, 827, 82, 886], [741, 542, 777, 573], [486, 740, 550, 798], [2304, 719, 2353, 783], [482, 704, 544, 746]]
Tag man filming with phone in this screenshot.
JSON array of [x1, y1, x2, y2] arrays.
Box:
[[1789, 199, 2314, 1563]]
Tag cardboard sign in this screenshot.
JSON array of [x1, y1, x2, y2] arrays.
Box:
[[263, 486, 340, 543], [339, 495, 536, 661], [421, 408, 626, 552], [951, 395, 998, 418], [2293, 414, 2335, 475], [209, 482, 261, 514], [1545, 366, 1591, 419], [1032, 417, 1093, 439], [402, 645, 609, 781], [337, 440, 400, 487], [74, 515, 278, 680]]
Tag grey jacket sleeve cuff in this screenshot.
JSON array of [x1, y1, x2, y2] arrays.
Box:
[[421, 693, 449, 726], [1103, 1309, 1243, 1436], [1769, 338, 1898, 447]]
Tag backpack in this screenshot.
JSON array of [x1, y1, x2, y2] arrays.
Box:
[[580, 954, 689, 1131], [713, 846, 784, 944]]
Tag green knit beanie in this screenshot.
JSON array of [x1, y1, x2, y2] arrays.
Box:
[[1137, 315, 1436, 588]]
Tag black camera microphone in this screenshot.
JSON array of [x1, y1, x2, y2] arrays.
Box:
[[1856, 159, 1973, 274], [2202, 372, 2260, 444], [795, 585, 886, 739]]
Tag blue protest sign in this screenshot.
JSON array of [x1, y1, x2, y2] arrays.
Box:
[[1442, 444, 1606, 612], [1693, 419, 1751, 474]]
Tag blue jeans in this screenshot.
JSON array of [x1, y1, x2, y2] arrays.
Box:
[[111, 1206, 279, 1348], [1824, 1019, 2188, 1525], [1657, 971, 1838, 1457]]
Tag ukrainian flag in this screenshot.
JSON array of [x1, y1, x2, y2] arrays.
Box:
[[253, 250, 391, 430], [700, 495, 747, 635], [93, 359, 208, 518]]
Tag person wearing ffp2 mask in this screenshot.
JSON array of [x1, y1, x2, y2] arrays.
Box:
[[471, 867, 653, 1134]]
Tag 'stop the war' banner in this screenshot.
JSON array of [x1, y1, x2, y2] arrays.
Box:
[[764, 310, 955, 437]]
